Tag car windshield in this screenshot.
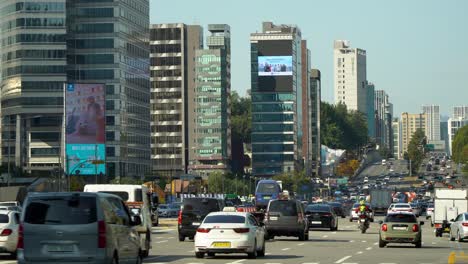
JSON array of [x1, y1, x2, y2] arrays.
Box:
[[395, 204, 410, 208], [0, 214, 9, 223], [385, 214, 417, 223], [24, 196, 97, 225], [306, 205, 331, 212], [269, 201, 297, 216], [257, 183, 278, 193], [203, 215, 245, 224]]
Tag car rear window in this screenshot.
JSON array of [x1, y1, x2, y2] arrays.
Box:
[[0, 214, 8, 223], [257, 183, 279, 193], [395, 204, 410, 208], [385, 214, 417, 223], [306, 205, 331, 212], [268, 201, 297, 216], [183, 198, 219, 213], [204, 215, 245, 224], [24, 196, 97, 225]]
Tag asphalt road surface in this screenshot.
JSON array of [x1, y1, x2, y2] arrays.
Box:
[[2, 217, 465, 264]]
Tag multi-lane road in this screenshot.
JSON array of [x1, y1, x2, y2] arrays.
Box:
[[2, 216, 465, 264]]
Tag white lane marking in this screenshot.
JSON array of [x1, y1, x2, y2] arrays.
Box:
[[378, 263, 397, 264], [361, 240, 367, 243], [432, 242, 437, 245], [373, 242, 378, 245], [323, 235, 329, 238], [335, 255, 352, 263], [263, 263, 282, 264], [298, 243, 305, 246], [282, 247, 291, 251], [155, 240, 168, 243], [349, 240, 355, 243], [332, 231, 337, 234], [166, 236, 174, 239], [227, 259, 246, 264], [266, 252, 272, 255], [366, 247, 372, 250], [356, 251, 363, 254], [144, 256, 164, 261], [302, 263, 319, 264]]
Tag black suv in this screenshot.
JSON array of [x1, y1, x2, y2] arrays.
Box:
[[178, 197, 224, 241], [264, 199, 309, 241]]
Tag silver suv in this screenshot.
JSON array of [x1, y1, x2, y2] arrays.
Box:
[[18, 192, 143, 264]]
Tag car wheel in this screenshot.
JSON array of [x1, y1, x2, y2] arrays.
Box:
[[378, 237, 386, 248], [207, 252, 215, 257], [335, 222, 339, 231], [265, 233, 273, 240], [10, 251, 17, 259], [450, 231, 455, 241], [178, 234, 185, 242], [112, 253, 119, 264], [349, 218, 353, 222], [458, 232, 463, 242], [154, 217, 159, 226], [257, 240, 266, 257], [305, 229, 309, 241], [415, 241, 422, 248], [189, 236, 194, 240], [135, 253, 143, 264], [247, 241, 257, 259], [298, 231, 306, 241], [195, 252, 204, 258]]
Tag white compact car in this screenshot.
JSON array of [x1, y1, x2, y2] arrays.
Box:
[[450, 212, 468, 242], [194, 212, 266, 259], [388, 203, 413, 214], [0, 211, 20, 257]]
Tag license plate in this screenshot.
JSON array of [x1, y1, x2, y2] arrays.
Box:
[[192, 222, 200, 226], [47, 245, 74, 252], [270, 216, 278, 221], [212, 242, 231, 248], [311, 221, 322, 224], [263, 196, 271, 200], [393, 226, 407, 230]]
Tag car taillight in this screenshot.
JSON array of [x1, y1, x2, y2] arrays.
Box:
[[17, 224, 24, 249], [196, 228, 211, 233], [462, 223, 468, 227], [412, 224, 419, 232], [0, 229, 12, 236], [408, 209, 413, 212], [177, 210, 182, 225], [233, 228, 250, 233], [98, 220, 106, 248], [381, 224, 387, 232]]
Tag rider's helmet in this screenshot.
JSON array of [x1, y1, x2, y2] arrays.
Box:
[[359, 200, 365, 206]]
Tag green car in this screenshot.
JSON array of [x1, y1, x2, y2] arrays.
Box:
[[379, 212, 424, 248]]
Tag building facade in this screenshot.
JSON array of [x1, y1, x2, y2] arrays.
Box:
[[392, 118, 401, 159], [422, 105, 441, 141], [401, 112, 427, 155], [0, 0, 67, 177], [366, 82, 376, 139], [189, 24, 231, 177], [250, 22, 303, 177], [67, 0, 151, 179], [448, 117, 468, 155], [374, 90, 393, 150], [149, 24, 202, 179], [309, 69, 321, 176], [453, 106, 468, 119]]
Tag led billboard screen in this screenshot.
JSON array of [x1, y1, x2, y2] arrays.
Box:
[[256, 40, 293, 92], [258, 56, 292, 76], [65, 83, 106, 175]]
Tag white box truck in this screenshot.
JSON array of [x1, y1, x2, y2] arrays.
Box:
[[432, 188, 468, 237]]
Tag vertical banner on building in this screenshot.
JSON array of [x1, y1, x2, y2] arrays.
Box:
[[65, 83, 106, 175]]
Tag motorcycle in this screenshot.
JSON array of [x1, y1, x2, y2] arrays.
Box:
[[358, 212, 369, 233]]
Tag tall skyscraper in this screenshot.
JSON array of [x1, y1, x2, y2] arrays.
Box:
[[301, 40, 311, 176], [401, 112, 427, 155], [448, 117, 468, 155], [250, 22, 303, 177], [422, 105, 441, 141], [453, 106, 468, 119], [309, 69, 321, 176], [0, 1, 67, 177], [366, 82, 376, 139], [333, 40, 367, 113], [67, 0, 150, 179], [189, 24, 231, 177], [392, 118, 401, 159], [374, 90, 393, 149], [149, 24, 203, 179]]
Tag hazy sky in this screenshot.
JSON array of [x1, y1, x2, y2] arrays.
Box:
[[150, 0, 468, 117]]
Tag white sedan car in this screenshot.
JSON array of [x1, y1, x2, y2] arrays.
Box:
[[388, 203, 413, 214], [0, 211, 20, 257], [450, 212, 468, 242], [194, 212, 266, 259]]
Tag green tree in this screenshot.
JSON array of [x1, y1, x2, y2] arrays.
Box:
[[230, 91, 252, 174], [452, 125, 468, 164], [407, 129, 426, 174], [110, 177, 142, 184], [273, 170, 310, 195], [207, 171, 224, 193]]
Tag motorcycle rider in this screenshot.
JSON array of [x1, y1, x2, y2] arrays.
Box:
[[355, 200, 372, 228]]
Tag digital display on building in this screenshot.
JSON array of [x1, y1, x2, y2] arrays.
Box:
[[256, 40, 293, 92], [65, 83, 106, 175], [258, 56, 292, 76]]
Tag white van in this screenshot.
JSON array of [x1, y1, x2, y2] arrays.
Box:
[[84, 184, 153, 257]]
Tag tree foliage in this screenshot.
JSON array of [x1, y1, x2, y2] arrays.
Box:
[[230, 91, 252, 174], [272, 170, 311, 195], [336, 159, 360, 176], [320, 102, 368, 150], [407, 128, 426, 174], [207, 172, 251, 195], [452, 125, 468, 164]]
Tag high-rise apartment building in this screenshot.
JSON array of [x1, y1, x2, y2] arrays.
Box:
[[67, 0, 150, 179], [448, 117, 468, 155], [309, 69, 321, 176], [189, 24, 231, 177], [392, 118, 401, 159], [375, 90, 393, 150], [422, 105, 441, 141], [301, 40, 311, 176], [401, 112, 427, 155], [0, 1, 67, 177], [366, 82, 375, 139], [453, 106, 468, 119], [250, 22, 303, 177], [149, 24, 203, 179]]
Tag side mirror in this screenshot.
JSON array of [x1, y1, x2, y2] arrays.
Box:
[[378, 220, 383, 224], [420, 221, 424, 226], [131, 215, 142, 226]]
